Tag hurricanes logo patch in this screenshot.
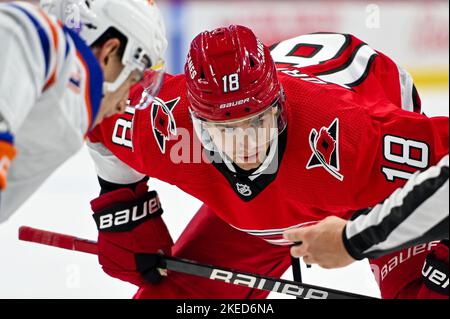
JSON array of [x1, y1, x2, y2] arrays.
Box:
[[151, 97, 180, 153], [236, 183, 252, 197], [306, 118, 343, 181]]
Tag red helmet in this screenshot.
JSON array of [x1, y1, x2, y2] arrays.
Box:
[[185, 25, 282, 122]]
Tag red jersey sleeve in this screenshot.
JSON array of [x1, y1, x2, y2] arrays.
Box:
[[87, 105, 147, 184], [348, 105, 448, 209], [271, 32, 421, 113], [86, 73, 184, 184], [283, 69, 447, 215]]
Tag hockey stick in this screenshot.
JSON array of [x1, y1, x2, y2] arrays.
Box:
[[18, 226, 375, 299]]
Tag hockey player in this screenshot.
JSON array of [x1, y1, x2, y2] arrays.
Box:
[[87, 26, 449, 298], [0, 0, 167, 222]]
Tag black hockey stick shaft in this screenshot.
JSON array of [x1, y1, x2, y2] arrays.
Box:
[[162, 256, 373, 299], [19, 226, 375, 299], [291, 256, 303, 299]]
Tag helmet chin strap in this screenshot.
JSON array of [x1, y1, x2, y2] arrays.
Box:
[[102, 65, 134, 94]]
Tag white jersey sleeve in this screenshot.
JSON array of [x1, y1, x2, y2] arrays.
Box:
[[0, 2, 104, 222], [0, 1, 72, 132], [86, 105, 146, 187], [87, 139, 146, 186]]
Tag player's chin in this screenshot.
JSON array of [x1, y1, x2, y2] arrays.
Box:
[[104, 105, 125, 119], [94, 110, 114, 126], [236, 151, 268, 168], [93, 113, 105, 127], [234, 158, 263, 171]]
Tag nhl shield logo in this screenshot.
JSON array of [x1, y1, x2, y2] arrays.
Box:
[[236, 183, 252, 197], [306, 118, 343, 181], [150, 97, 180, 153]]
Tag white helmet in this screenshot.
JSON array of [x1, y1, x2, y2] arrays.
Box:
[[41, 0, 167, 95]]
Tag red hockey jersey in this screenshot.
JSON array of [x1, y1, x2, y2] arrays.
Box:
[[88, 33, 448, 246]]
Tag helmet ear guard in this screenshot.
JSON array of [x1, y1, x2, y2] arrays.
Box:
[[103, 39, 165, 95]]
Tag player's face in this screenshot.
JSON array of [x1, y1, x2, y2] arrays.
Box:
[[94, 69, 142, 127], [90, 40, 132, 126], [205, 107, 278, 170], [93, 39, 165, 127]]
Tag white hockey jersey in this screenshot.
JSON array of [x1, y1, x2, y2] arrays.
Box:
[[0, 2, 103, 222]]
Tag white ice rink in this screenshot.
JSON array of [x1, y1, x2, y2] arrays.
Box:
[[0, 89, 448, 299]]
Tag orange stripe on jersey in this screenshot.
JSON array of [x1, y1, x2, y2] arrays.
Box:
[[76, 50, 93, 134], [39, 9, 59, 91], [0, 141, 17, 190], [43, 70, 57, 91]]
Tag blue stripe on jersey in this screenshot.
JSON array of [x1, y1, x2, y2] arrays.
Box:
[[0, 132, 14, 144], [64, 26, 103, 131], [61, 27, 71, 59], [8, 3, 50, 80]]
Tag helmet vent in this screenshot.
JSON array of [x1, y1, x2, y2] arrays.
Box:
[[249, 56, 256, 68], [200, 67, 206, 80], [212, 29, 225, 36]]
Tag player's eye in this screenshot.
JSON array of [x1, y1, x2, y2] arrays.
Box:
[[248, 117, 264, 128]]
